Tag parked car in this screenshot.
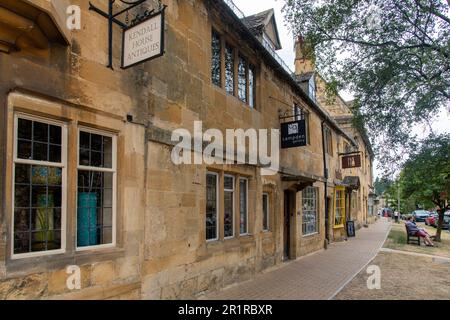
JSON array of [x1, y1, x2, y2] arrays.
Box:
[[431, 211, 450, 229], [425, 212, 438, 226], [412, 210, 430, 222]]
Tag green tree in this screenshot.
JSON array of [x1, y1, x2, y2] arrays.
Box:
[[400, 134, 450, 241], [374, 177, 393, 196], [283, 0, 450, 173]]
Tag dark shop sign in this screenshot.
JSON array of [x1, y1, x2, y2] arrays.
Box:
[[342, 154, 362, 169], [281, 120, 307, 149]]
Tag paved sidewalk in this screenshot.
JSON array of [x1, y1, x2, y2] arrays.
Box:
[[204, 218, 391, 300]]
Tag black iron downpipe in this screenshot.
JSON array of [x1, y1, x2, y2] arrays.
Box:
[[321, 121, 329, 243]]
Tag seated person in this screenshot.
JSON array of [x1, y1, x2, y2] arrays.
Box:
[[405, 216, 434, 247]]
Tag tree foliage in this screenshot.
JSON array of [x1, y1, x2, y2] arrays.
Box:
[[283, 0, 450, 173], [374, 176, 393, 195], [400, 134, 450, 208], [397, 134, 449, 240]]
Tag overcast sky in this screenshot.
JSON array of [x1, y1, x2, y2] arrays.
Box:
[[233, 0, 449, 178]]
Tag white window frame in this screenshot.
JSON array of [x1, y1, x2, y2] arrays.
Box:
[[239, 177, 249, 236], [206, 171, 219, 242], [76, 126, 117, 251], [262, 193, 270, 232], [224, 174, 235, 239], [302, 187, 319, 237], [11, 113, 68, 260]]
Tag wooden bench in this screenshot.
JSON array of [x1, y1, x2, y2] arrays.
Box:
[[405, 224, 420, 246]]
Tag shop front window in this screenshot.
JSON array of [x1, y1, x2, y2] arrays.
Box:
[[13, 115, 66, 257], [77, 129, 116, 249]]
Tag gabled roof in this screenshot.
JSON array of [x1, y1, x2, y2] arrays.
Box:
[[241, 8, 282, 50]]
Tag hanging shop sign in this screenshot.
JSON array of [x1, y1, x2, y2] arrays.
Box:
[[342, 154, 362, 169], [122, 10, 165, 69], [89, 0, 166, 70], [281, 119, 307, 149]]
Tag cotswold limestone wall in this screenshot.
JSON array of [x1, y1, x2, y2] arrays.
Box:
[[0, 0, 344, 300], [0, 0, 147, 299]]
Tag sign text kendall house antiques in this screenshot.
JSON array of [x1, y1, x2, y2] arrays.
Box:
[[89, 0, 166, 69], [122, 10, 165, 68]]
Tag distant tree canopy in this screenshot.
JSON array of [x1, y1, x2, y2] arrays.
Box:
[[283, 0, 450, 174], [374, 177, 393, 196], [391, 134, 449, 240]]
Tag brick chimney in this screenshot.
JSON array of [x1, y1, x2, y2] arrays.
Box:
[[294, 36, 315, 75]]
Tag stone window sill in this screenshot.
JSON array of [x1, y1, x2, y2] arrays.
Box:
[[4, 247, 125, 279]]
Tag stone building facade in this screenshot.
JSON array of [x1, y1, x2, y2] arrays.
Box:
[[0, 0, 373, 299]]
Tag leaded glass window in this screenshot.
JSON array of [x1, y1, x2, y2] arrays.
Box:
[[211, 30, 221, 86], [77, 129, 116, 249], [302, 187, 318, 236], [206, 173, 218, 241], [13, 116, 66, 256], [224, 175, 235, 238]]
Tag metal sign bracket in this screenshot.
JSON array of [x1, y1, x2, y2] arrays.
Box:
[[88, 0, 163, 69]]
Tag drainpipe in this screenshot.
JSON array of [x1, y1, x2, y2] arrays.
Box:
[[321, 121, 329, 243]]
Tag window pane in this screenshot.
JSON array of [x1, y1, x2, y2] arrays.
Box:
[[17, 140, 32, 159], [16, 118, 62, 163], [49, 125, 62, 145], [49, 145, 62, 163], [206, 174, 218, 240], [263, 194, 269, 231], [14, 164, 63, 254], [224, 176, 234, 190], [33, 142, 48, 161], [224, 190, 233, 238], [18, 118, 32, 140], [33, 122, 48, 143], [240, 179, 248, 234], [79, 131, 113, 169], [249, 65, 255, 108], [302, 187, 318, 235], [238, 56, 247, 103], [77, 170, 114, 247], [225, 43, 234, 95], [211, 31, 221, 86]]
